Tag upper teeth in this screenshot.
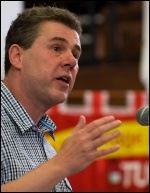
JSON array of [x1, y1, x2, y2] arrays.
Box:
[[62, 77, 67, 80]]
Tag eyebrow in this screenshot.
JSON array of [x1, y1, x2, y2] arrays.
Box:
[[49, 36, 81, 53]]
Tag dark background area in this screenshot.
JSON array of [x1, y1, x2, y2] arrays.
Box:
[[24, 1, 144, 91]]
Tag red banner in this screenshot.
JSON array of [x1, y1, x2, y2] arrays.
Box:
[[47, 90, 149, 192]]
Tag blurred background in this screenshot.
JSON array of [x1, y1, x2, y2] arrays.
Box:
[[1, 1, 149, 192]]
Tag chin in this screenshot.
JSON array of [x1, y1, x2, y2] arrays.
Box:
[[49, 89, 69, 104], [54, 93, 68, 104]]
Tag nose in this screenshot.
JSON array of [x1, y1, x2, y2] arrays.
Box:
[[62, 51, 78, 69]]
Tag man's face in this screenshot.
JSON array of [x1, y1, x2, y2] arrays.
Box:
[[20, 21, 81, 109]]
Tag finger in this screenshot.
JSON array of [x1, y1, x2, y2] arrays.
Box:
[[73, 115, 86, 133], [92, 130, 121, 149], [89, 119, 122, 140], [97, 144, 121, 157], [99, 120, 122, 135], [86, 144, 121, 161], [77, 129, 121, 155], [85, 116, 116, 133]]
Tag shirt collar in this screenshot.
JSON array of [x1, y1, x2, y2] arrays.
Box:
[[1, 81, 56, 138]]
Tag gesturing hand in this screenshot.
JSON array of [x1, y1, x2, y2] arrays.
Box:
[[54, 115, 122, 176]]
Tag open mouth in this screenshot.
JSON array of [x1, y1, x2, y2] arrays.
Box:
[[56, 76, 70, 84]]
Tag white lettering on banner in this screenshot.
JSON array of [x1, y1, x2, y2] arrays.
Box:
[[58, 90, 93, 115], [48, 90, 148, 117], [100, 90, 136, 115], [119, 161, 149, 188]]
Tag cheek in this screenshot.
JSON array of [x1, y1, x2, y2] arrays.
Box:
[[71, 70, 78, 88], [25, 54, 48, 73], [73, 67, 79, 78]]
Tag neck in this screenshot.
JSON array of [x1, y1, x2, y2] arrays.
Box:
[[3, 76, 47, 125]]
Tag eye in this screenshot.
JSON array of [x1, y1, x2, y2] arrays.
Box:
[[73, 52, 80, 60], [52, 46, 61, 52]]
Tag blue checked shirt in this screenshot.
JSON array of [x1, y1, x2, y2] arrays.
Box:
[[1, 81, 72, 192]]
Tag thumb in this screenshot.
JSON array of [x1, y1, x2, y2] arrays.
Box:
[[73, 115, 86, 132]]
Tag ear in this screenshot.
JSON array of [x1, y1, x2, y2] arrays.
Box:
[[8, 44, 23, 70]]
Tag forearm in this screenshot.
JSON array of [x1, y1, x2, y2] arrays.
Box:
[[1, 158, 67, 192]]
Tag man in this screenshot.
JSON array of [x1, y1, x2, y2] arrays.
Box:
[[1, 6, 122, 192]]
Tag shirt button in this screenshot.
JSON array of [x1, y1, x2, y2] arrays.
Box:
[[32, 125, 37, 131]]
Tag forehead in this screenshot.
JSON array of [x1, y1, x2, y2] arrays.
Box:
[[38, 21, 81, 46]]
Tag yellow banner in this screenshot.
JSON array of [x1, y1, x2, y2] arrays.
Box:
[[45, 120, 149, 159]]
